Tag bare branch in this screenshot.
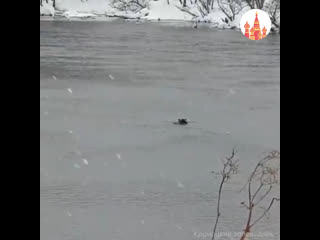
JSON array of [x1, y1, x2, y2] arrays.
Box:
[[254, 185, 273, 206], [212, 148, 239, 240], [176, 6, 198, 17], [250, 197, 280, 228], [240, 151, 280, 240], [251, 183, 264, 202], [112, 0, 148, 13], [217, 0, 243, 22]]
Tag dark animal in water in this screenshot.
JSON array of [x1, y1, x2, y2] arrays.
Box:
[[173, 119, 188, 125]]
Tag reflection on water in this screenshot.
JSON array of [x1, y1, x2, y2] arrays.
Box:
[[40, 20, 280, 240]]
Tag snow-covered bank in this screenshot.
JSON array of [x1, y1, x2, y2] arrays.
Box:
[[40, 0, 55, 16], [146, 0, 192, 21], [40, 0, 280, 30]]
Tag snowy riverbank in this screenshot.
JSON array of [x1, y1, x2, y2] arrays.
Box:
[[40, 0, 280, 30]]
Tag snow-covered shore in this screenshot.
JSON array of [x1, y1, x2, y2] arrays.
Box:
[[40, 0, 55, 16], [40, 0, 280, 30]]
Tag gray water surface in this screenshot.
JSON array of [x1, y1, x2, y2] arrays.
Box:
[[40, 20, 280, 240]]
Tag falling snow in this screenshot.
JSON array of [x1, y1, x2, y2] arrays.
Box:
[[82, 158, 89, 165], [177, 181, 184, 189], [67, 88, 73, 94], [66, 211, 72, 217], [74, 164, 81, 169]]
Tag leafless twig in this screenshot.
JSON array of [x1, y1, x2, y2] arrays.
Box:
[[239, 151, 280, 240], [211, 148, 239, 240]]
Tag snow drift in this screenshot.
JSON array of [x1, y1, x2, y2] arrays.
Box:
[[40, 0, 280, 30]]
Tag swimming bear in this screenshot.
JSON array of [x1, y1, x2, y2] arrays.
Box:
[[173, 119, 188, 125]]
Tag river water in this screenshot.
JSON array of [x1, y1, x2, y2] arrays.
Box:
[[40, 19, 280, 240]]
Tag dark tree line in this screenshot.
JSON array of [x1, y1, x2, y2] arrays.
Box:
[[244, 0, 265, 9], [111, 0, 148, 13], [40, 0, 280, 29]]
